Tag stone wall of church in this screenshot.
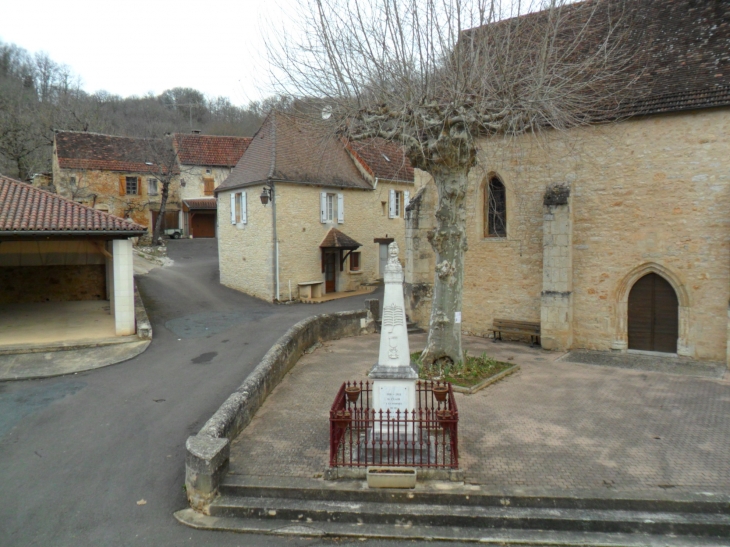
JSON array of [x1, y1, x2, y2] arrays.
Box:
[[406, 108, 730, 361]]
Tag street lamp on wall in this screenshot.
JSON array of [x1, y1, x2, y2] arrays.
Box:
[[260, 184, 274, 206]]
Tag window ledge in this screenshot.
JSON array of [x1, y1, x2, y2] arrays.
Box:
[[348, 270, 363, 275]]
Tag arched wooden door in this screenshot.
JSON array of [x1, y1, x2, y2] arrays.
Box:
[[628, 273, 678, 353]]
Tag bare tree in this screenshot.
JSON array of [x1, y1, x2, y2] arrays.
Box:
[[266, 0, 638, 366]]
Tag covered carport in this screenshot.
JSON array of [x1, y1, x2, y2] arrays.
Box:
[[0, 174, 146, 350], [183, 197, 217, 238]]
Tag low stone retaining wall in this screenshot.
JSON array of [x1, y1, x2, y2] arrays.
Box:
[[185, 309, 373, 511]]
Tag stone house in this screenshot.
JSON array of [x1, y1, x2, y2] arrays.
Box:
[[0, 173, 146, 338], [406, 0, 730, 363], [173, 132, 251, 238], [215, 112, 414, 302], [52, 131, 181, 238]]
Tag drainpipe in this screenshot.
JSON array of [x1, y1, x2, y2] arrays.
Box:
[[271, 180, 280, 301]]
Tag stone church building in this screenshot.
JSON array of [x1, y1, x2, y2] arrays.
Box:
[[406, 0, 730, 363]]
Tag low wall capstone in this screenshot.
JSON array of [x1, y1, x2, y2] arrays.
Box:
[[185, 309, 373, 511]]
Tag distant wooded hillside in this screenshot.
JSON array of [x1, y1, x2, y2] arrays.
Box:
[[0, 39, 287, 180]]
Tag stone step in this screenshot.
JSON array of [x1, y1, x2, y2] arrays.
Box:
[[174, 509, 729, 545], [218, 476, 730, 515], [203, 494, 730, 538]]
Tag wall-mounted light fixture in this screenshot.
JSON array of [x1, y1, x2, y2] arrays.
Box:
[[260, 184, 274, 206]]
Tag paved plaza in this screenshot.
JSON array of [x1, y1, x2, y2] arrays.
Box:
[[229, 333, 730, 496]]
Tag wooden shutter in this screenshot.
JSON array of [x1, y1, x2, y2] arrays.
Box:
[[389, 189, 396, 218], [230, 193, 236, 224], [337, 193, 344, 224], [320, 192, 327, 223], [203, 177, 214, 196], [404, 190, 410, 213], [241, 191, 247, 224], [119, 175, 126, 196]]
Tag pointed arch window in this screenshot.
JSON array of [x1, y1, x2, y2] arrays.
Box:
[[485, 175, 506, 237]]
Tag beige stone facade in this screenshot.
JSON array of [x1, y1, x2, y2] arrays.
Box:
[[218, 181, 411, 302], [406, 108, 730, 363], [51, 141, 181, 234]]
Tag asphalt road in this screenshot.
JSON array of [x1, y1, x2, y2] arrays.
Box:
[[1, 238, 454, 547]]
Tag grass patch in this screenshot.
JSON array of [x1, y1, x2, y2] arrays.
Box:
[[412, 351, 513, 388]]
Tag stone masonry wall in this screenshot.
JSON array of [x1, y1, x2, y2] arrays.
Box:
[[217, 181, 410, 301], [180, 166, 230, 201], [0, 265, 106, 303], [406, 108, 730, 361], [52, 150, 181, 233]]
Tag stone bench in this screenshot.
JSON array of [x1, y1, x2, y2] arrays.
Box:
[[298, 281, 324, 299], [491, 319, 541, 347]]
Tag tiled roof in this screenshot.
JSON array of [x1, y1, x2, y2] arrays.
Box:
[[183, 198, 217, 210], [615, 0, 730, 117], [0, 174, 146, 235], [217, 112, 373, 193], [483, 0, 730, 119], [55, 131, 178, 174], [346, 138, 414, 182], [173, 134, 252, 167], [319, 228, 362, 249]]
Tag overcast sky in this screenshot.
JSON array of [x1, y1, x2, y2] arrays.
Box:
[[0, 0, 279, 105]]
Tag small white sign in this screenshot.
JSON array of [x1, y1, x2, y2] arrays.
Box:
[[455, 311, 462, 324], [378, 384, 409, 411]]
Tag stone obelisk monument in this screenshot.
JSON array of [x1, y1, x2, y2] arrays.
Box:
[[369, 242, 418, 416]]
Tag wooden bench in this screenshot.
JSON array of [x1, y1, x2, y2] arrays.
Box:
[[298, 281, 324, 299], [491, 319, 541, 347]]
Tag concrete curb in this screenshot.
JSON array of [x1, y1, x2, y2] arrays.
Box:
[[185, 309, 374, 511], [134, 283, 152, 340], [451, 364, 520, 395]]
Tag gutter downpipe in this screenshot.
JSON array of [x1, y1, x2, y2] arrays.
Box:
[[271, 180, 280, 302]]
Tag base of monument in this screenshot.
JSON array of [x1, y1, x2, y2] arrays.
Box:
[[368, 363, 418, 379], [358, 432, 440, 465]]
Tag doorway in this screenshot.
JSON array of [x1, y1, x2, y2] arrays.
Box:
[[628, 273, 679, 353], [325, 252, 336, 293]]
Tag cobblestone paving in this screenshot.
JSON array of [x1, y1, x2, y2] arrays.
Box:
[[229, 333, 730, 495]]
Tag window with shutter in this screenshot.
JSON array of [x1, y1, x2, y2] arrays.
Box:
[[404, 190, 410, 213], [389, 189, 396, 218], [125, 176, 139, 195], [203, 177, 215, 196], [119, 175, 126, 196], [230, 193, 236, 224], [337, 194, 344, 223], [241, 191, 247, 224], [320, 192, 327, 223]]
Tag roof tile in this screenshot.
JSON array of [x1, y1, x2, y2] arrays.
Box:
[[173, 134, 252, 167], [0, 174, 146, 235]]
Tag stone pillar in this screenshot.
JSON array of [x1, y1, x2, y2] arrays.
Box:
[[112, 238, 135, 336], [540, 183, 573, 351]]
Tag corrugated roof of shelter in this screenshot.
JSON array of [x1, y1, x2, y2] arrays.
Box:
[[55, 131, 178, 174], [216, 112, 372, 193], [173, 134, 252, 167], [346, 138, 414, 183], [319, 228, 362, 249], [183, 198, 217, 210], [0, 174, 146, 235]]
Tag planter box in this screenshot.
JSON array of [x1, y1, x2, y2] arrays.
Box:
[[366, 466, 417, 489]]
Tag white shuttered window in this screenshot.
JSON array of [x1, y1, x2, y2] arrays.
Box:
[[337, 193, 344, 223], [230, 193, 236, 224]]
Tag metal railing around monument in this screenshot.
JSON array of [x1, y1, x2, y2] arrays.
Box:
[[329, 380, 459, 468]]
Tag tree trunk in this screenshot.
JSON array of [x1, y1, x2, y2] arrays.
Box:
[[152, 180, 169, 245], [421, 166, 469, 367]]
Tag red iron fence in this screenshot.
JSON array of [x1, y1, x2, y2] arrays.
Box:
[[329, 380, 459, 468]]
